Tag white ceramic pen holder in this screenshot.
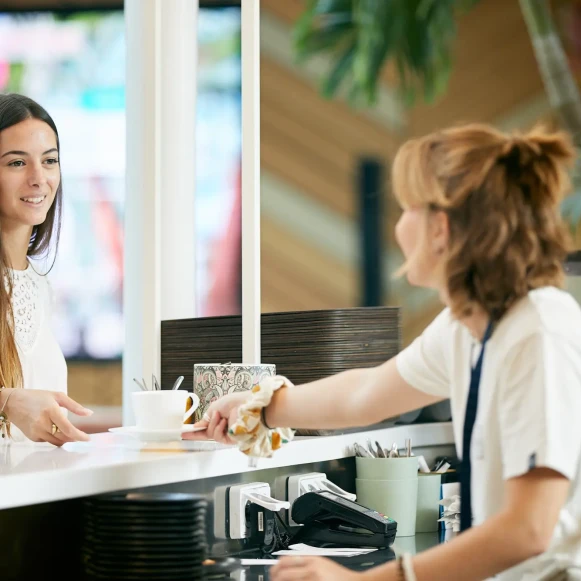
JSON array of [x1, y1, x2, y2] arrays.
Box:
[[355, 457, 418, 537]]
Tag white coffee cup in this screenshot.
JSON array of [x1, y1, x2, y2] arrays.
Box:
[[132, 390, 199, 429]]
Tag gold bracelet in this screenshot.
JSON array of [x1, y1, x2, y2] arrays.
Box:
[[0, 387, 14, 439]]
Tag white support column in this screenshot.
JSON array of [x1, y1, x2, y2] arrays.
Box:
[[123, 0, 197, 425], [123, 0, 161, 425], [160, 1, 197, 321], [241, 0, 261, 365]]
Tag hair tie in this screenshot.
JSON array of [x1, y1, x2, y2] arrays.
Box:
[[228, 375, 295, 458]]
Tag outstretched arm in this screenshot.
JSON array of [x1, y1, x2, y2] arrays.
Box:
[[264, 357, 443, 430]]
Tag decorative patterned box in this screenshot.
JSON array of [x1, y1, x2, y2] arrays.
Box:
[[193, 363, 276, 422]]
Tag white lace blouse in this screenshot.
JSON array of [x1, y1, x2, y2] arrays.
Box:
[[7, 263, 67, 441]]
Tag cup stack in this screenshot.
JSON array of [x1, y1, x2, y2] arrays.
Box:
[[355, 456, 419, 537], [80, 492, 208, 580]]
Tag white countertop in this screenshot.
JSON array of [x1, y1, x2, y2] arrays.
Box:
[[0, 422, 453, 511]]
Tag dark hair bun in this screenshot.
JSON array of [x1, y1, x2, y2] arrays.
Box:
[[498, 125, 576, 206]]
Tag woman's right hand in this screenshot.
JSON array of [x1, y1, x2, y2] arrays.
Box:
[[184, 391, 251, 444], [2, 389, 92, 446]]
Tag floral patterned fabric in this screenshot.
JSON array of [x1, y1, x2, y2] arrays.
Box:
[[228, 375, 295, 458]]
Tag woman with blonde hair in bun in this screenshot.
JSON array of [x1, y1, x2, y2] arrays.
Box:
[[191, 122, 581, 581]]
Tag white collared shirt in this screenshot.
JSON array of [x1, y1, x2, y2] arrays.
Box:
[[396, 287, 581, 580]]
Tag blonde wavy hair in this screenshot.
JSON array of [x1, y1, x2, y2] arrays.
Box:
[[391, 122, 576, 321]]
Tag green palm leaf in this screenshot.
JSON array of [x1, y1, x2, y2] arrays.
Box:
[[294, 0, 581, 231], [293, 0, 481, 107]]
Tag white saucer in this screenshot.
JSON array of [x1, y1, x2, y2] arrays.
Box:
[[108, 425, 206, 442]]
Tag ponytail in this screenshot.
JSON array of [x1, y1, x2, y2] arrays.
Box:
[[392, 122, 576, 320], [496, 125, 575, 208]]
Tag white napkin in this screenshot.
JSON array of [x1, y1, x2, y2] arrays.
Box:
[[272, 543, 378, 557], [438, 494, 461, 531]]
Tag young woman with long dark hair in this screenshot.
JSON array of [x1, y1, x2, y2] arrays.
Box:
[[0, 93, 92, 446]]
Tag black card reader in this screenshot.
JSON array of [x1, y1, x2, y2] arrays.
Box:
[[290, 490, 397, 548]]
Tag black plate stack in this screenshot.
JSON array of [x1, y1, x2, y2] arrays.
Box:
[[80, 492, 208, 581]]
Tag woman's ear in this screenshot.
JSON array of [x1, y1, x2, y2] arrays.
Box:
[[430, 210, 450, 255]]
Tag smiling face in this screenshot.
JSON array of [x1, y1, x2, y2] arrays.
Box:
[[0, 118, 60, 231]]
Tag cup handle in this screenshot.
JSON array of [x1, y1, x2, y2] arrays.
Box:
[[183, 395, 199, 425]]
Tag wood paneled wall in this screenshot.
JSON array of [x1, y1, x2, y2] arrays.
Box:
[[258, 0, 546, 322]]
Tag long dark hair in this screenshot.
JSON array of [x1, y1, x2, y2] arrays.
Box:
[[0, 93, 63, 391]]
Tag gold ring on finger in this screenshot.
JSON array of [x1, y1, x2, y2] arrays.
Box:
[[51, 423, 60, 436]]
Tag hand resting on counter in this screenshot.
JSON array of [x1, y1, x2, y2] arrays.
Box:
[[1, 388, 92, 446]]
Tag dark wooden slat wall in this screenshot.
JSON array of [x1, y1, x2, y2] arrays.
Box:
[[161, 307, 400, 392], [161, 307, 400, 434]]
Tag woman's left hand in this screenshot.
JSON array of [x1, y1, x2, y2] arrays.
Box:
[[270, 556, 362, 581]]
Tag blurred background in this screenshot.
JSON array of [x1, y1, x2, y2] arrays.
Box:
[[1, 0, 581, 431]]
